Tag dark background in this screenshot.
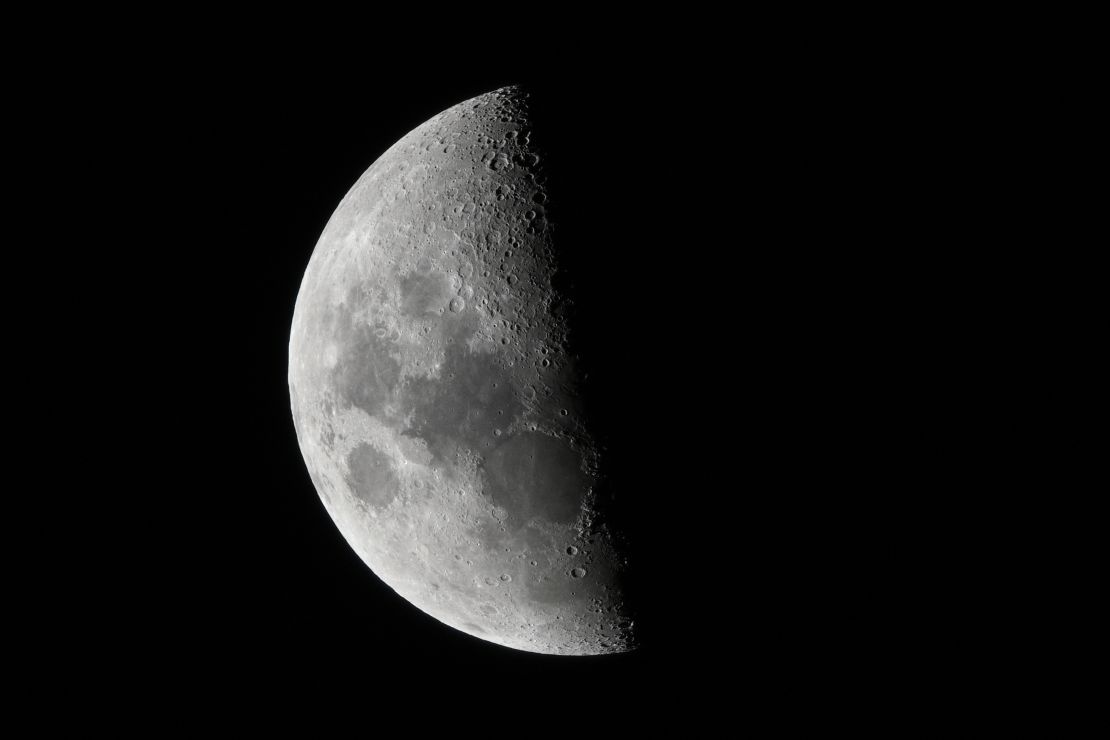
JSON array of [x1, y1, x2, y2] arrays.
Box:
[[155, 71, 718, 684], [11, 10, 1072, 723], [29, 39, 916, 711]]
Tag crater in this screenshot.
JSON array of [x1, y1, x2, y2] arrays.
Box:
[[345, 443, 400, 510]]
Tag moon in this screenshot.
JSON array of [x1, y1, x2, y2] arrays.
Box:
[[288, 86, 636, 655]]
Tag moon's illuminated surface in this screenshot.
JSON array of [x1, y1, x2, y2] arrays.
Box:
[[288, 87, 636, 655]]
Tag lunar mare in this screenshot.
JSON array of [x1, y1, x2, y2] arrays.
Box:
[[288, 87, 635, 655]]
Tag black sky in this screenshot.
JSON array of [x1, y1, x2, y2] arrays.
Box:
[[31, 37, 919, 713]]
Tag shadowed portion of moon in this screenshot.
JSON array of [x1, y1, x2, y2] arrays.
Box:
[[484, 432, 589, 525], [288, 86, 636, 655], [402, 338, 523, 466]]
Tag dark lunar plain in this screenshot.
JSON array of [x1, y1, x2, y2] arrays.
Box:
[[51, 41, 919, 714]]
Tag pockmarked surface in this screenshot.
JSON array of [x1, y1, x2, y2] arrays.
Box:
[[289, 87, 635, 655]]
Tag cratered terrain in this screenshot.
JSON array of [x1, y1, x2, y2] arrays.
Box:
[[288, 86, 636, 655]]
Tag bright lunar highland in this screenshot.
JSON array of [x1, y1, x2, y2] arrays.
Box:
[[288, 87, 636, 655]]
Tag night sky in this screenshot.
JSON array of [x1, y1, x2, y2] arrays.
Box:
[[42, 38, 908, 712]]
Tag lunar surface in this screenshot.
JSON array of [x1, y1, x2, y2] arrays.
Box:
[[288, 87, 636, 655]]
